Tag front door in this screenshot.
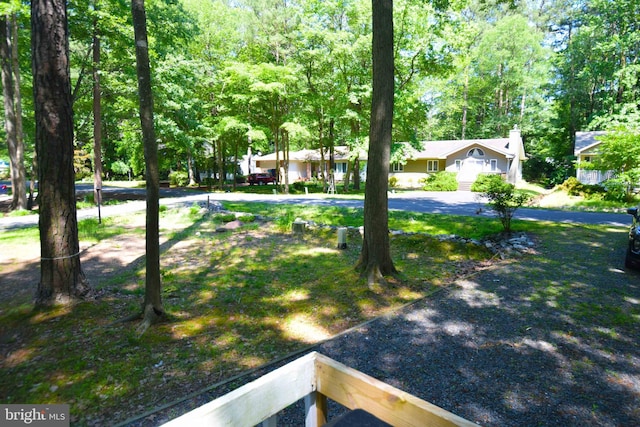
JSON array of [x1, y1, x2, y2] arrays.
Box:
[[458, 158, 484, 182]]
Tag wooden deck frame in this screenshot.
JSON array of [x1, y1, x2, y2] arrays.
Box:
[[162, 352, 478, 427]]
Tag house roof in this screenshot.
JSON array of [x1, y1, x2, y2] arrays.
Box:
[[410, 138, 515, 160], [255, 132, 524, 163], [255, 146, 364, 162], [575, 131, 607, 155]]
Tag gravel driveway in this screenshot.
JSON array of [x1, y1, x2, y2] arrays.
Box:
[[307, 226, 640, 426]]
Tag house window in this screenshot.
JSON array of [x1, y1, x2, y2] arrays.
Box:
[[427, 160, 439, 172], [392, 162, 404, 172], [490, 159, 498, 172], [334, 162, 347, 173], [455, 159, 462, 171], [468, 148, 485, 157], [584, 156, 591, 162]]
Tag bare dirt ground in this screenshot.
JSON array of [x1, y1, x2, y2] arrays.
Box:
[[0, 192, 150, 308]]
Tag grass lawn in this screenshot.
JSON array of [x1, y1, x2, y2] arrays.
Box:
[[0, 200, 632, 425]]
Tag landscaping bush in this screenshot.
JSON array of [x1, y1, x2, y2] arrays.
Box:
[[602, 177, 632, 202], [388, 176, 398, 188], [214, 213, 237, 223], [471, 173, 504, 192], [559, 177, 606, 198], [292, 181, 306, 191], [420, 171, 458, 191], [110, 160, 132, 180], [237, 214, 255, 222], [483, 179, 531, 233], [169, 170, 189, 187], [290, 180, 324, 194]]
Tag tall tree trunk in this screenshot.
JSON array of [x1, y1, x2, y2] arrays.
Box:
[[1, 15, 27, 211], [187, 150, 196, 186], [342, 159, 352, 192], [31, 0, 90, 305], [356, 0, 397, 287], [274, 122, 281, 185], [233, 142, 238, 190], [318, 112, 327, 192], [216, 139, 224, 189], [282, 129, 290, 194], [328, 118, 335, 193], [132, 0, 163, 333], [348, 102, 362, 190], [461, 69, 469, 140], [353, 157, 361, 190], [10, 13, 27, 208], [92, 20, 103, 205]]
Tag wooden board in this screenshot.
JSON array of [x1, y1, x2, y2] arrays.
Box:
[[161, 352, 478, 427], [313, 353, 479, 427], [162, 352, 316, 427]]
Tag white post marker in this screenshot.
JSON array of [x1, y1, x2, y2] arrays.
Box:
[[337, 227, 347, 249]]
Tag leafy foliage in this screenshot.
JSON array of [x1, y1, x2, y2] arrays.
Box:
[[560, 177, 604, 198], [169, 170, 189, 187], [592, 128, 640, 201], [420, 171, 458, 191], [471, 173, 503, 193], [483, 179, 531, 233]]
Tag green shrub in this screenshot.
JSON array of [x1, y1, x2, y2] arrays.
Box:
[[275, 211, 296, 232], [169, 171, 189, 187], [559, 177, 582, 196], [602, 178, 630, 202], [201, 177, 217, 187], [83, 193, 95, 204], [388, 176, 398, 188], [559, 177, 606, 198], [483, 180, 531, 233], [110, 160, 131, 179], [189, 203, 201, 216], [214, 213, 236, 223], [471, 174, 504, 192], [292, 181, 306, 191], [420, 171, 458, 191]]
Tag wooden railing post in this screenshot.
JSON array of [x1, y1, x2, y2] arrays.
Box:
[[304, 391, 327, 427], [262, 415, 277, 427]]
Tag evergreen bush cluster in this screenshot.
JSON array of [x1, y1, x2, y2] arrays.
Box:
[[471, 174, 504, 192], [421, 172, 458, 191], [558, 176, 634, 202], [169, 171, 189, 187]]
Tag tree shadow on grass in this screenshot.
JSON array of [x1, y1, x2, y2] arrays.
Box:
[[3, 215, 467, 425]]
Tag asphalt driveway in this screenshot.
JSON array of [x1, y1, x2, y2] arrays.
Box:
[[0, 187, 631, 230]]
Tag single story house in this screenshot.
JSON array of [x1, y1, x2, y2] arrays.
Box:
[[574, 131, 614, 184], [250, 127, 525, 189], [391, 127, 526, 189], [253, 146, 366, 182]]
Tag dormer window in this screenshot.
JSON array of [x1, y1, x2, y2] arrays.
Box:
[[468, 148, 485, 157]]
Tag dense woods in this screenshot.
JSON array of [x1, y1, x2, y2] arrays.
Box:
[[1, 0, 639, 190]]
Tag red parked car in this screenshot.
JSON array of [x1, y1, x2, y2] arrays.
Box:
[[247, 173, 276, 185]]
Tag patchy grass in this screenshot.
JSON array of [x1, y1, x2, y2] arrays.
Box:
[[0, 205, 495, 425], [223, 201, 527, 239]]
